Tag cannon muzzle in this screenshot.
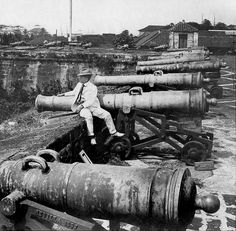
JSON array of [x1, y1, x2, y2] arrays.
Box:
[[0, 156, 220, 228]]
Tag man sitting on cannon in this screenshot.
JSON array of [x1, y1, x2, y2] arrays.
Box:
[[58, 68, 124, 145]]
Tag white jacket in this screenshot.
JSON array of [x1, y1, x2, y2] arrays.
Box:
[[64, 81, 101, 109]]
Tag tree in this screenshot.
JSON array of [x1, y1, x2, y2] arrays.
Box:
[[113, 30, 134, 48], [187, 22, 200, 30], [215, 22, 228, 30], [200, 19, 213, 30], [39, 27, 50, 36]]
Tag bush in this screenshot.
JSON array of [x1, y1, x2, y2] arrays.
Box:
[[113, 30, 135, 48], [94, 56, 115, 74], [0, 80, 39, 124], [0, 99, 32, 124]]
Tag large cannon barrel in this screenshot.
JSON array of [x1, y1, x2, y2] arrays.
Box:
[[136, 60, 227, 74], [99, 88, 216, 114], [138, 55, 207, 66], [35, 89, 216, 114], [0, 156, 220, 227], [35, 89, 217, 114], [94, 72, 209, 89], [166, 46, 206, 52], [161, 50, 209, 57], [148, 52, 207, 61]]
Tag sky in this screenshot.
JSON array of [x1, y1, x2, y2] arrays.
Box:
[[0, 0, 236, 36]]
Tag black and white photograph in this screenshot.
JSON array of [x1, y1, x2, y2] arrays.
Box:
[[0, 0, 235, 230]]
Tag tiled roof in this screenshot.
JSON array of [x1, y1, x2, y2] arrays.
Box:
[[170, 22, 198, 32], [135, 30, 169, 47], [136, 31, 160, 47], [139, 25, 166, 32], [134, 32, 149, 43]]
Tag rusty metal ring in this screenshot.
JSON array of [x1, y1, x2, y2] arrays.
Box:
[[21, 155, 49, 173], [154, 70, 163, 76], [36, 149, 60, 162]]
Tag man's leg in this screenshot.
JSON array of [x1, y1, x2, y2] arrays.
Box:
[[80, 108, 96, 144], [91, 107, 124, 137]]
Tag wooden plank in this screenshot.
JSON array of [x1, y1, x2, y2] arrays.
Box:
[[194, 161, 214, 171]]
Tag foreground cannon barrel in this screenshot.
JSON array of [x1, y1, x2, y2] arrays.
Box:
[[94, 72, 209, 89], [0, 156, 220, 227], [138, 55, 207, 66], [136, 60, 227, 74], [35, 89, 216, 114]]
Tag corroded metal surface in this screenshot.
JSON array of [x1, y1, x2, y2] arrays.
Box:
[[138, 55, 207, 66], [35, 89, 216, 115], [166, 47, 206, 52], [0, 157, 220, 227], [148, 52, 207, 61], [94, 72, 207, 89], [99, 88, 216, 114], [136, 60, 226, 74]]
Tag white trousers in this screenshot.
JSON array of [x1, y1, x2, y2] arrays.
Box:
[[80, 107, 117, 136]]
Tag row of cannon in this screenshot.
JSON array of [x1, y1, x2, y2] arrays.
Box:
[[35, 66, 217, 164], [136, 47, 226, 98], [0, 47, 221, 230], [35, 48, 219, 164]]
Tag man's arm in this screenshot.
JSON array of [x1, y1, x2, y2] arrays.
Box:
[[57, 83, 80, 97], [64, 90, 75, 96]]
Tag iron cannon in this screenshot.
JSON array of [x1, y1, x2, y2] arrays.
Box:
[[148, 52, 208, 61], [94, 72, 210, 89], [35, 88, 216, 115], [138, 55, 208, 66], [164, 47, 209, 54], [0, 155, 220, 229], [136, 60, 227, 74], [99, 88, 216, 114]]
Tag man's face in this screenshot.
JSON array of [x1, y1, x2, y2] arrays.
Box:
[[79, 75, 91, 83]]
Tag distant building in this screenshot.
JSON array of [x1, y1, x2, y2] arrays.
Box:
[[169, 21, 198, 49], [198, 30, 236, 52], [71, 33, 82, 41], [227, 25, 236, 30], [0, 25, 26, 35], [77, 33, 116, 47], [138, 25, 166, 36], [135, 30, 169, 49], [135, 25, 170, 48]]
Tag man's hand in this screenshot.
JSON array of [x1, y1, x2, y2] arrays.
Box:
[[71, 104, 84, 113], [57, 93, 65, 97]]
